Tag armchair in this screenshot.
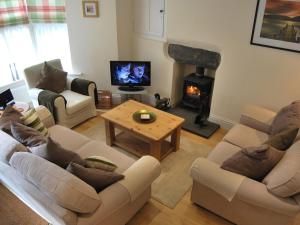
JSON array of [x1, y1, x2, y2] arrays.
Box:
[[24, 59, 97, 128], [190, 105, 300, 225]]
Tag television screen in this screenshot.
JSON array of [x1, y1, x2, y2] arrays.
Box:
[[110, 61, 151, 86], [0, 89, 14, 109]]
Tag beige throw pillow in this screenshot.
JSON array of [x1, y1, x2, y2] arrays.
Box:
[[9, 152, 101, 213], [85, 156, 117, 172]]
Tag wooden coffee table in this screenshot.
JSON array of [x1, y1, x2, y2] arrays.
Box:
[[101, 100, 185, 161]]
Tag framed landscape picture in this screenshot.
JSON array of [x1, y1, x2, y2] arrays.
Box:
[[251, 0, 300, 53]]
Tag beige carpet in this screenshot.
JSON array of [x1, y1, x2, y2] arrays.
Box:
[[81, 121, 212, 209]]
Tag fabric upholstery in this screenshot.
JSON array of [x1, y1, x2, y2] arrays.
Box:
[[0, 130, 28, 164], [9, 152, 102, 214], [190, 157, 245, 201], [240, 104, 276, 134], [30, 137, 85, 169], [36, 61, 67, 93], [221, 145, 284, 181], [24, 59, 63, 89], [263, 140, 300, 197], [0, 105, 23, 134], [0, 162, 77, 225], [271, 101, 300, 135], [24, 59, 97, 128], [266, 127, 299, 150], [66, 162, 124, 193], [11, 122, 47, 147], [35, 105, 55, 128], [20, 108, 48, 136], [60, 90, 93, 114], [223, 124, 269, 148], [208, 141, 241, 165]]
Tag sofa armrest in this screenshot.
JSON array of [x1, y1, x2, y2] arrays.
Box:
[[190, 158, 245, 201], [237, 178, 299, 217], [66, 74, 81, 90], [35, 106, 55, 128], [118, 156, 161, 202], [240, 105, 276, 134]]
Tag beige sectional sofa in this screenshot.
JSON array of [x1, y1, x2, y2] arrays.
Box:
[[190, 105, 300, 225], [0, 106, 161, 225]]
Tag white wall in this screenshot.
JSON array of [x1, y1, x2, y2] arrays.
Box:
[[116, 0, 133, 60], [66, 0, 119, 90], [132, 0, 300, 125]]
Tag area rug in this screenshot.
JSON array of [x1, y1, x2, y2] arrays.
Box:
[[81, 121, 212, 209]]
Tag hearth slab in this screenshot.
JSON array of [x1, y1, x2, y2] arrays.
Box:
[[168, 107, 220, 138]]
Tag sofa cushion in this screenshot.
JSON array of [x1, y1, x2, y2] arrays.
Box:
[[66, 162, 124, 193], [0, 105, 23, 134], [263, 140, 300, 197], [223, 124, 268, 148], [271, 101, 300, 135], [221, 145, 284, 181], [11, 122, 47, 147], [30, 137, 85, 169], [60, 90, 92, 115], [20, 108, 48, 136], [36, 62, 67, 93], [0, 130, 28, 164], [9, 152, 101, 213], [266, 127, 299, 151], [48, 125, 90, 152], [208, 141, 241, 165], [85, 156, 117, 172], [76, 141, 135, 173]]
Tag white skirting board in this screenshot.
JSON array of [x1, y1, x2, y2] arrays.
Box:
[[209, 114, 236, 131]]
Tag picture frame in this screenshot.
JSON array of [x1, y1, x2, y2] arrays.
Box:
[[251, 0, 300, 53], [82, 0, 99, 18]]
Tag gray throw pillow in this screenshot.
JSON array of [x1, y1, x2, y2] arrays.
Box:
[[36, 62, 67, 93], [0, 105, 23, 134], [11, 122, 47, 147], [265, 127, 299, 150], [66, 162, 124, 193], [30, 137, 85, 169], [271, 101, 300, 135], [221, 144, 284, 181]]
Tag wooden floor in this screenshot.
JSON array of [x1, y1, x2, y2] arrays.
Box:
[[0, 114, 231, 225]]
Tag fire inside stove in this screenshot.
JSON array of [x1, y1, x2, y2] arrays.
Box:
[[186, 85, 201, 96]]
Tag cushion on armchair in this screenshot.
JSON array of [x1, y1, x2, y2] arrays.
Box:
[[36, 62, 67, 93]]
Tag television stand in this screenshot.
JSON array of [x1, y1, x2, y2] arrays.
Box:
[[118, 86, 144, 92]]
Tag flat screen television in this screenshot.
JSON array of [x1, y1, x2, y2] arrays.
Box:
[[110, 61, 151, 91]]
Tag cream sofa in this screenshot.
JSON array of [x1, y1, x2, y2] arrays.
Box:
[[0, 106, 161, 225], [24, 59, 97, 128], [190, 105, 300, 225]]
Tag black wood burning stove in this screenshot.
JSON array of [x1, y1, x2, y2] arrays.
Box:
[[182, 67, 214, 126]]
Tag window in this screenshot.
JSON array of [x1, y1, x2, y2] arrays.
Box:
[[0, 0, 72, 87]]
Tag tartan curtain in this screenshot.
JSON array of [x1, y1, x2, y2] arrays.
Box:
[[27, 0, 66, 23], [0, 0, 28, 27], [0, 0, 65, 27]]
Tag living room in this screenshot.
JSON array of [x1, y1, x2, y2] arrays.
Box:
[[1, 0, 300, 225]]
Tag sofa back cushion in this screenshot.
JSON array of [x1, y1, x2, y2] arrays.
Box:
[[9, 152, 102, 213], [263, 140, 300, 197], [0, 130, 28, 164]]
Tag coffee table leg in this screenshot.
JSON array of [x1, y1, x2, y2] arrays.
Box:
[[171, 126, 181, 152], [105, 120, 115, 146], [150, 140, 162, 161]]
